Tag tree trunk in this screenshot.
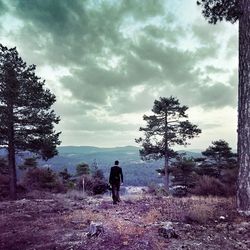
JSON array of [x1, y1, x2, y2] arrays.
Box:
[[8, 138, 16, 200], [7, 101, 16, 200], [164, 153, 169, 192], [237, 0, 250, 215], [7, 70, 17, 200], [164, 113, 169, 192]]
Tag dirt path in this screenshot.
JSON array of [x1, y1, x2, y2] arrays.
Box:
[[0, 193, 249, 249]]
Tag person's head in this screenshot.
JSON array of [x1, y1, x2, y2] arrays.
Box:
[[114, 160, 119, 165]]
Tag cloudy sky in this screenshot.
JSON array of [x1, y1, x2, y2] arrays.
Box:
[[0, 0, 238, 150]]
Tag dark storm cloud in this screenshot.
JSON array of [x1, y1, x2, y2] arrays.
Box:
[[196, 81, 236, 108], [1, 0, 237, 114], [8, 0, 165, 66], [130, 37, 198, 85], [53, 100, 94, 117], [0, 0, 7, 15], [158, 68, 237, 110], [60, 50, 163, 105], [11, 0, 117, 65]]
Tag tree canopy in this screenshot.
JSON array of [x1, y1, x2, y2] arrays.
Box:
[[202, 140, 237, 168], [76, 162, 90, 176], [0, 44, 61, 198], [197, 0, 240, 24], [136, 96, 201, 190]]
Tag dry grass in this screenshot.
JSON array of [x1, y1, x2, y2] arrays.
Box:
[[117, 223, 145, 237], [143, 208, 161, 225], [65, 209, 105, 225], [184, 202, 215, 223], [0, 191, 242, 250], [65, 190, 86, 200], [156, 195, 235, 223]]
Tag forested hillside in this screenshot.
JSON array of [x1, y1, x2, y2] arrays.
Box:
[[0, 146, 202, 186]]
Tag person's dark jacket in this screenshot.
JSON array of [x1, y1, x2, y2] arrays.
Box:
[[109, 165, 123, 185]]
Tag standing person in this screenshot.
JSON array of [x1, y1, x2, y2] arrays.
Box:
[[109, 160, 123, 204]]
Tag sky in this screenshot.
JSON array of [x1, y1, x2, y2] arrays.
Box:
[[0, 0, 238, 150]]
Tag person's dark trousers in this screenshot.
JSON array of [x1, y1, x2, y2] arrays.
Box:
[[111, 182, 120, 204]]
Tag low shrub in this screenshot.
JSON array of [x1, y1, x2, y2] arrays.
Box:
[[77, 175, 108, 195], [147, 183, 168, 196], [22, 167, 66, 193], [219, 169, 237, 196], [190, 175, 229, 197], [184, 202, 215, 224]]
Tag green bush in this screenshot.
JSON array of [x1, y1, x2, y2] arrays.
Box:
[[77, 175, 108, 195], [22, 167, 66, 193], [190, 175, 231, 197], [76, 163, 90, 176]]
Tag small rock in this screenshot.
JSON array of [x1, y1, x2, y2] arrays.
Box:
[[158, 221, 178, 238], [122, 241, 129, 246], [219, 216, 226, 221], [87, 221, 104, 237]]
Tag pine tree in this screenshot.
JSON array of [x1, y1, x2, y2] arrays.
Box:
[[0, 44, 61, 199], [76, 163, 90, 176], [197, 0, 250, 214], [202, 140, 237, 169], [136, 96, 201, 191]]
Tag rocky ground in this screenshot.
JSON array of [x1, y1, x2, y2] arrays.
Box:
[[0, 191, 250, 250]]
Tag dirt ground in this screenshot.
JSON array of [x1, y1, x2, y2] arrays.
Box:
[[0, 192, 249, 250]]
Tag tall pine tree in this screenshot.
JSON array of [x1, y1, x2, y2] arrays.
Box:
[[197, 0, 250, 215], [0, 44, 61, 199], [136, 96, 201, 191]]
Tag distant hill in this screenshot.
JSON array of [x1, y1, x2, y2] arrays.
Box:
[[0, 146, 202, 186]]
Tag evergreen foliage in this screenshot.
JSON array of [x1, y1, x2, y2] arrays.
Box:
[[76, 162, 90, 176], [197, 0, 240, 24], [201, 140, 237, 169], [0, 44, 61, 198], [136, 96, 201, 190], [190, 175, 230, 196], [170, 156, 197, 188], [22, 167, 65, 192], [76, 161, 107, 195]]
